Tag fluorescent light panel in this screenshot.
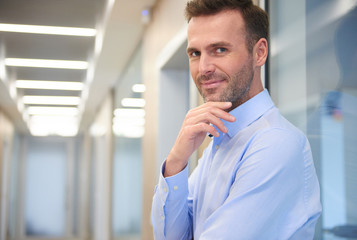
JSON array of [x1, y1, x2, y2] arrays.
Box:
[[121, 98, 146, 108], [112, 108, 146, 138], [23, 96, 81, 105], [132, 84, 146, 93], [114, 108, 146, 118], [5, 58, 88, 69], [29, 115, 78, 137], [113, 117, 145, 126], [0, 23, 96, 37], [113, 125, 145, 138], [30, 115, 77, 123], [27, 106, 79, 116], [16, 80, 84, 91]]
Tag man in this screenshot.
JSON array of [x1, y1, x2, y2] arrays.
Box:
[[151, 0, 321, 239]]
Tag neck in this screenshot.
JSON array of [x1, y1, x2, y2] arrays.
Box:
[[229, 78, 264, 112]]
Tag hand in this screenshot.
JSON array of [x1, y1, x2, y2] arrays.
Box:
[[164, 102, 236, 177]]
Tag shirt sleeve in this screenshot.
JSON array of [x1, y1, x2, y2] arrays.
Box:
[[151, 128, 321, 240], [198, 129, 321, 240], [151, 162, 193, 240]]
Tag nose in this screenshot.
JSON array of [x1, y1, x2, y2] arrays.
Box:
[[199, 53, 215, 76]]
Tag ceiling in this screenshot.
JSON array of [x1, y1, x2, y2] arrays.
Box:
[[0, 0, 156, 136]]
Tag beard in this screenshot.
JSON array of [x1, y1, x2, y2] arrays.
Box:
[[196, 57, 254, 107]]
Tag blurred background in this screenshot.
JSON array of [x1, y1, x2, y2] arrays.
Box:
[[0, 0, 356, 239]]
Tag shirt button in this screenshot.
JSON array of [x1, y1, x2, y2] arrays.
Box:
[[215, 145, 219, 150], [163, 187, 168, 193], [173, 186, 178, 191], [161, 216, 165, 220]]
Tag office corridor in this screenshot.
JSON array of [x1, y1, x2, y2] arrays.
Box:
[[0, 0, 356, 239]]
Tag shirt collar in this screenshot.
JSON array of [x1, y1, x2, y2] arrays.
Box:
[[218, 89, 275, 139]]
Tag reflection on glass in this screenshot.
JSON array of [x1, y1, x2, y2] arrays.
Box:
[[308, 4, 357, 238], [270, 1, 357, 239]]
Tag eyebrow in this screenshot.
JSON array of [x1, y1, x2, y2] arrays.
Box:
[[186, 46, 197, 54], [209, 41, 233, 49], [186, 41, 233, 54]]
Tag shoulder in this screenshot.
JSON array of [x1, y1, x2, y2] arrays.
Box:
[[249, 107, 307, 147], [240, 107, 311, 170]]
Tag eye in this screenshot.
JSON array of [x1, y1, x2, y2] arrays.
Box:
[[216, 47, 227, 53], [191, 51, 200, 57]]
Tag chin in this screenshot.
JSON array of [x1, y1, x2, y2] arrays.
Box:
[[204, 96, 221, 103]]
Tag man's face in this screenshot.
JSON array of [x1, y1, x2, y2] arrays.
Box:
[[187, 10, 254, 106]]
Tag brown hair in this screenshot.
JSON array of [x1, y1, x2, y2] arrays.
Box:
[[185, 0, 269, 53]]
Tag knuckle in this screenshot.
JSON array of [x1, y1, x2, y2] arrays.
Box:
[[197, 122, 208, 130], [182, 125, 194, 135], [186, 110, 194, 118], [206, 105, 215, 111], [203, 111, 211, 119]]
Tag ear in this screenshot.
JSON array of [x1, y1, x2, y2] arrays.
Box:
[[253, 38, 268, 67]]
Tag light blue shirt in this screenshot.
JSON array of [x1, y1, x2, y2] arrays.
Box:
[[152, 89, 322, 240]]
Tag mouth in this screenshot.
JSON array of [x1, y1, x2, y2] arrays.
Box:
[[201, 79, 226, 89]]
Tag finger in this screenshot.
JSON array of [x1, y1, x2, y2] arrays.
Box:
[[188, 122, 220, 138], [192, 101, 232, 112], [205, 105, 236, 122], [203, 123, 221, 137], [188, 112, 228, 134], [189, 103, 236, 123]]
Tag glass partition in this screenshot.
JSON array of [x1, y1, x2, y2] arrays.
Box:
[[25, 138, 66, 236], [112, 44, 143, 238], [269, 0, 357, 239]]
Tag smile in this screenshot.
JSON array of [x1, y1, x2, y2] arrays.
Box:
[[201, 79, 226, 89]]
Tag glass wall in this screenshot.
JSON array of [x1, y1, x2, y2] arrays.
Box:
[[269, 0, 357, 239], [25, 137, 66, 236], [18, 136, 81, 238], [112, 44, 143, 238]]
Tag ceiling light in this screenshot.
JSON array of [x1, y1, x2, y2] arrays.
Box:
[[113, 117, 145, 126], [0, 23, 96, 37], [121, 98, 146, 108], [27, 106, 79, 116], [132, 84, 146, 93], [16, 80, 84, 91], [22, 96, 81, 105], [90, 123, 107, 137], [113, 125, 145, 138], [5, 58, 88, 69], [112, 108, 146, 138], [114, 108, 146, 118], [29, 115, 78, 137]]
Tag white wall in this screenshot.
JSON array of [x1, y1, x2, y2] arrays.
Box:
[[141, 0, 188, 238], [89, 93, 114, 240], [0, 111, 14, 240]]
